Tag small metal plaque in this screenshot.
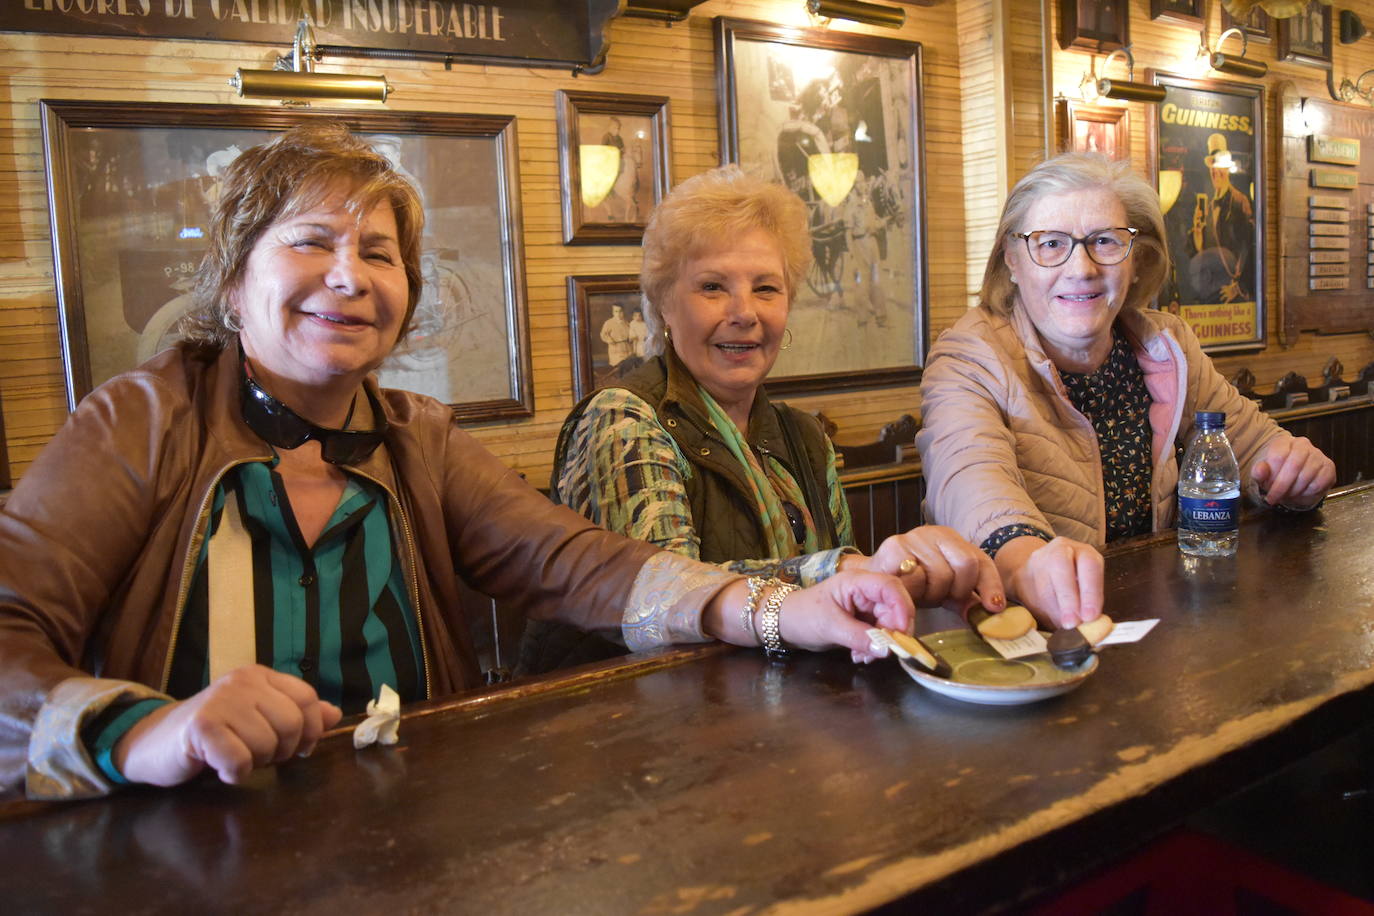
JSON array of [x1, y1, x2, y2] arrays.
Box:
[[1310, 223, 1348, 236], [1310, 250, 1349, 263], [1309, 277, 1349, 289], [1308, 135, 1361, 167], [1285, 392, 1311, 408], [1312, 195, 1352, 209], [1311, 169, 1358, 190], [1309, 208, 1349, 223], [1324, 385, 1351, 401], [1310, 236, 1349, 249], [1310, 263, 1346, 276]]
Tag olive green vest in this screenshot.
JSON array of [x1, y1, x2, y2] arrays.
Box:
[[552, 351, 840, 563]]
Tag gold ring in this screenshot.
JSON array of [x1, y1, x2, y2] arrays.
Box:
[[897, 557, 917, 575]]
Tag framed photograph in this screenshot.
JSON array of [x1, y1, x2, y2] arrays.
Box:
[[1148, 72, 1265, 352], [714, 17, 927, 392], [1150, 0, 1203, 27], [1222, 4, 1271, 43], [40, 100, 533, 422], [1277, 1, 1332, 67], [566, 275, 646, 399], [1059, 0, 1130, 52], [1057, 100, 1131, 159], [556, 90, 671, 245]]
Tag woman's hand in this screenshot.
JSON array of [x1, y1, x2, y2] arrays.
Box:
[[114, 665, 342, 787], [994, 535, 1104, 630], [1250, 436, 1335, 510], [778, 571, 915, 663], [856, 525, 1005, 613]]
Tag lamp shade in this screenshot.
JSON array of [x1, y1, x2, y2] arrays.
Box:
[[1210, 52, 1268, 78], [579, 145, 621, 208], [1096, 78, 1167, 103], [230, 69, 390, 103], [808, 152, 858, 207]]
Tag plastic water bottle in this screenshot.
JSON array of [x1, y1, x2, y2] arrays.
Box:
[[1177, 411, 1240, 557]]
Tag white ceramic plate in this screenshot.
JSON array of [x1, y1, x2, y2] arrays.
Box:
[[897, 628, 1098, 706]]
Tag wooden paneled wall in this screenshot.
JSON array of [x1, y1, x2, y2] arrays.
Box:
[[3, 0, 1372, 492]]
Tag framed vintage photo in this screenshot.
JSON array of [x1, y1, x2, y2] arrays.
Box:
[[556, 90, 670, 245], [714, 17, 927, 392], [1148, 72, 1265, 352], [1057, 99, 1131, 159], [1222, 4, 1271, 43], [40, 100, 533, 422], [566, 274, 646, 399], [1150, 0, 1203, 27], [1059, 0, 1130, 52], [1277, 1, 1332, 67]]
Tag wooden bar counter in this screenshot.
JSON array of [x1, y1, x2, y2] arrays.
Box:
[[3, 485, 1374, 914]]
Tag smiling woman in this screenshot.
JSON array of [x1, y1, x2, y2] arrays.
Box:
[[917, 152, 1335, 633], [521, 166, 1001, 675]]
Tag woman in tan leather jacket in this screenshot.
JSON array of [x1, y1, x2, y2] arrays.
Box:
[[0, 125, 923, 800], [917, 153, 1334, 631]]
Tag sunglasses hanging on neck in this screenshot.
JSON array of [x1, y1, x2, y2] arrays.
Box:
[[238, 344, 387, 466]]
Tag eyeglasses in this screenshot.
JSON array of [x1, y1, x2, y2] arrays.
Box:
[[1012, 227, 1138, 268], [239, 357, 388, 466]]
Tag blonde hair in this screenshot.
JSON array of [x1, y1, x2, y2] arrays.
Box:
[[981, 152, 1168, 316], [179, 122, 425, 347], [639, 165, 812, 356]]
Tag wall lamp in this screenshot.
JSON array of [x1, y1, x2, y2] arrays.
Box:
[[1210, 27, 1268, 78], [807, 0, 906, 29], [1338, 70, 1374, 106], [1096, 48, 1166, 103], [621, 1, 707, 23], [229, 18, 391, 104]]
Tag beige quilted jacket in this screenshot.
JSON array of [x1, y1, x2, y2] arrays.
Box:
[[916, 305, 1287, 549]]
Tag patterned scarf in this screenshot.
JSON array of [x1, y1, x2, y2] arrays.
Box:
[[697, 386, 819, 559]]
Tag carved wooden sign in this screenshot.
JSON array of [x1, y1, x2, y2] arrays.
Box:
[[0, 1, 621, 68], [1278, 81, 1374, 341]]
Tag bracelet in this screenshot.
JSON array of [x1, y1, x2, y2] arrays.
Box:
[[758, 579, 798, 657], [741, 576, 767, 645]]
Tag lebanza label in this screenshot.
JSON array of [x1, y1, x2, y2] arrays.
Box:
[[1179, 495, 1239, 532]]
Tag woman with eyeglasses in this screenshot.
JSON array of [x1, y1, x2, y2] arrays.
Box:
[[520, 166, 1001, 674], [0, 127, 935, 800], [917, 153, 1334, 631]]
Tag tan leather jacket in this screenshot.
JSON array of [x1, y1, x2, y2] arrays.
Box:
[[916, 306, 1287, 548], [0, 344, 726, 798]]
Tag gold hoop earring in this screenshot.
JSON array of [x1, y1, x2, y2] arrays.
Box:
[[663, 326, 672, 343], [780, 328, 794, 351]]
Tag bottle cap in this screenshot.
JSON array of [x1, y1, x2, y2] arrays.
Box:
[[1195, 410, 1226, 429]]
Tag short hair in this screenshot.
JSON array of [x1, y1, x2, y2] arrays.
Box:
[[179, 121, 425, 347], [639, 165, 812, 357], [980, 152, 1168, 317]]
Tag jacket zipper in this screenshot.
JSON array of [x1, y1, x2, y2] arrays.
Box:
[[352, 468, 432, 701], [159, 459, 256, 693]]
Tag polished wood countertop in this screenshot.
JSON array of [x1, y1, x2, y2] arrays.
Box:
[[3, 485, 1373, 914]]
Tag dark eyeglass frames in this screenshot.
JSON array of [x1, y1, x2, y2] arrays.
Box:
[[1012, 227, 1138, 268], [239, 361, 387, 466]]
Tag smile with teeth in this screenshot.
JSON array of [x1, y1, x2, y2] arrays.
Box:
[[716, 342, 759, 353], [308, 311, 369, 326], [1058, 292, 1103, 303]]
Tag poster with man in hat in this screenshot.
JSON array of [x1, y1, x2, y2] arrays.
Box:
[[1156, 77, 1264, 350]]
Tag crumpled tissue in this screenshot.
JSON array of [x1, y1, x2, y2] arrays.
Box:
[[353, 683, 401, 749]]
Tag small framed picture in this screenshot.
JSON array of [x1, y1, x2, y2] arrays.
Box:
[[1222, 4, 1271, 43], [556, 91, 671, 245], [1150, 0, 1203, 27], [1057, 100, 1131, 160], [1277, 1, 1332, 67], [567, 274, 647, 399], [1059, 0, 1130, 52]]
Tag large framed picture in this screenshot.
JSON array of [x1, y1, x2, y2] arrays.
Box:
[[1148, 72, 1265, 352], [714, 17, 927, 392], [1057, 100, 1131, 159], [566, 274, 646, 399], [1277, 1, 1332, 67], [1059, 0, 1130, 52], [556, 90, 671, 245], [40, 100, 533, 422]]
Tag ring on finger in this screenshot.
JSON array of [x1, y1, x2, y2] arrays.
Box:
[[897, 557, 917, 575]]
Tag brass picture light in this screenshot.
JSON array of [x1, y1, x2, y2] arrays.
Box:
[[807, 0, 906, 29], [1096, 48, 1167, 103], [1210, 27, 1268, 79], [229, 18, 391, 105]]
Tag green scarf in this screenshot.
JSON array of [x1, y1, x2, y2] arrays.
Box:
[[697, 386, 820, 559]]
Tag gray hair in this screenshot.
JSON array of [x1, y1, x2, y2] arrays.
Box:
[[980, 152, 1169, 316], [639, 165, 812, 357]]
